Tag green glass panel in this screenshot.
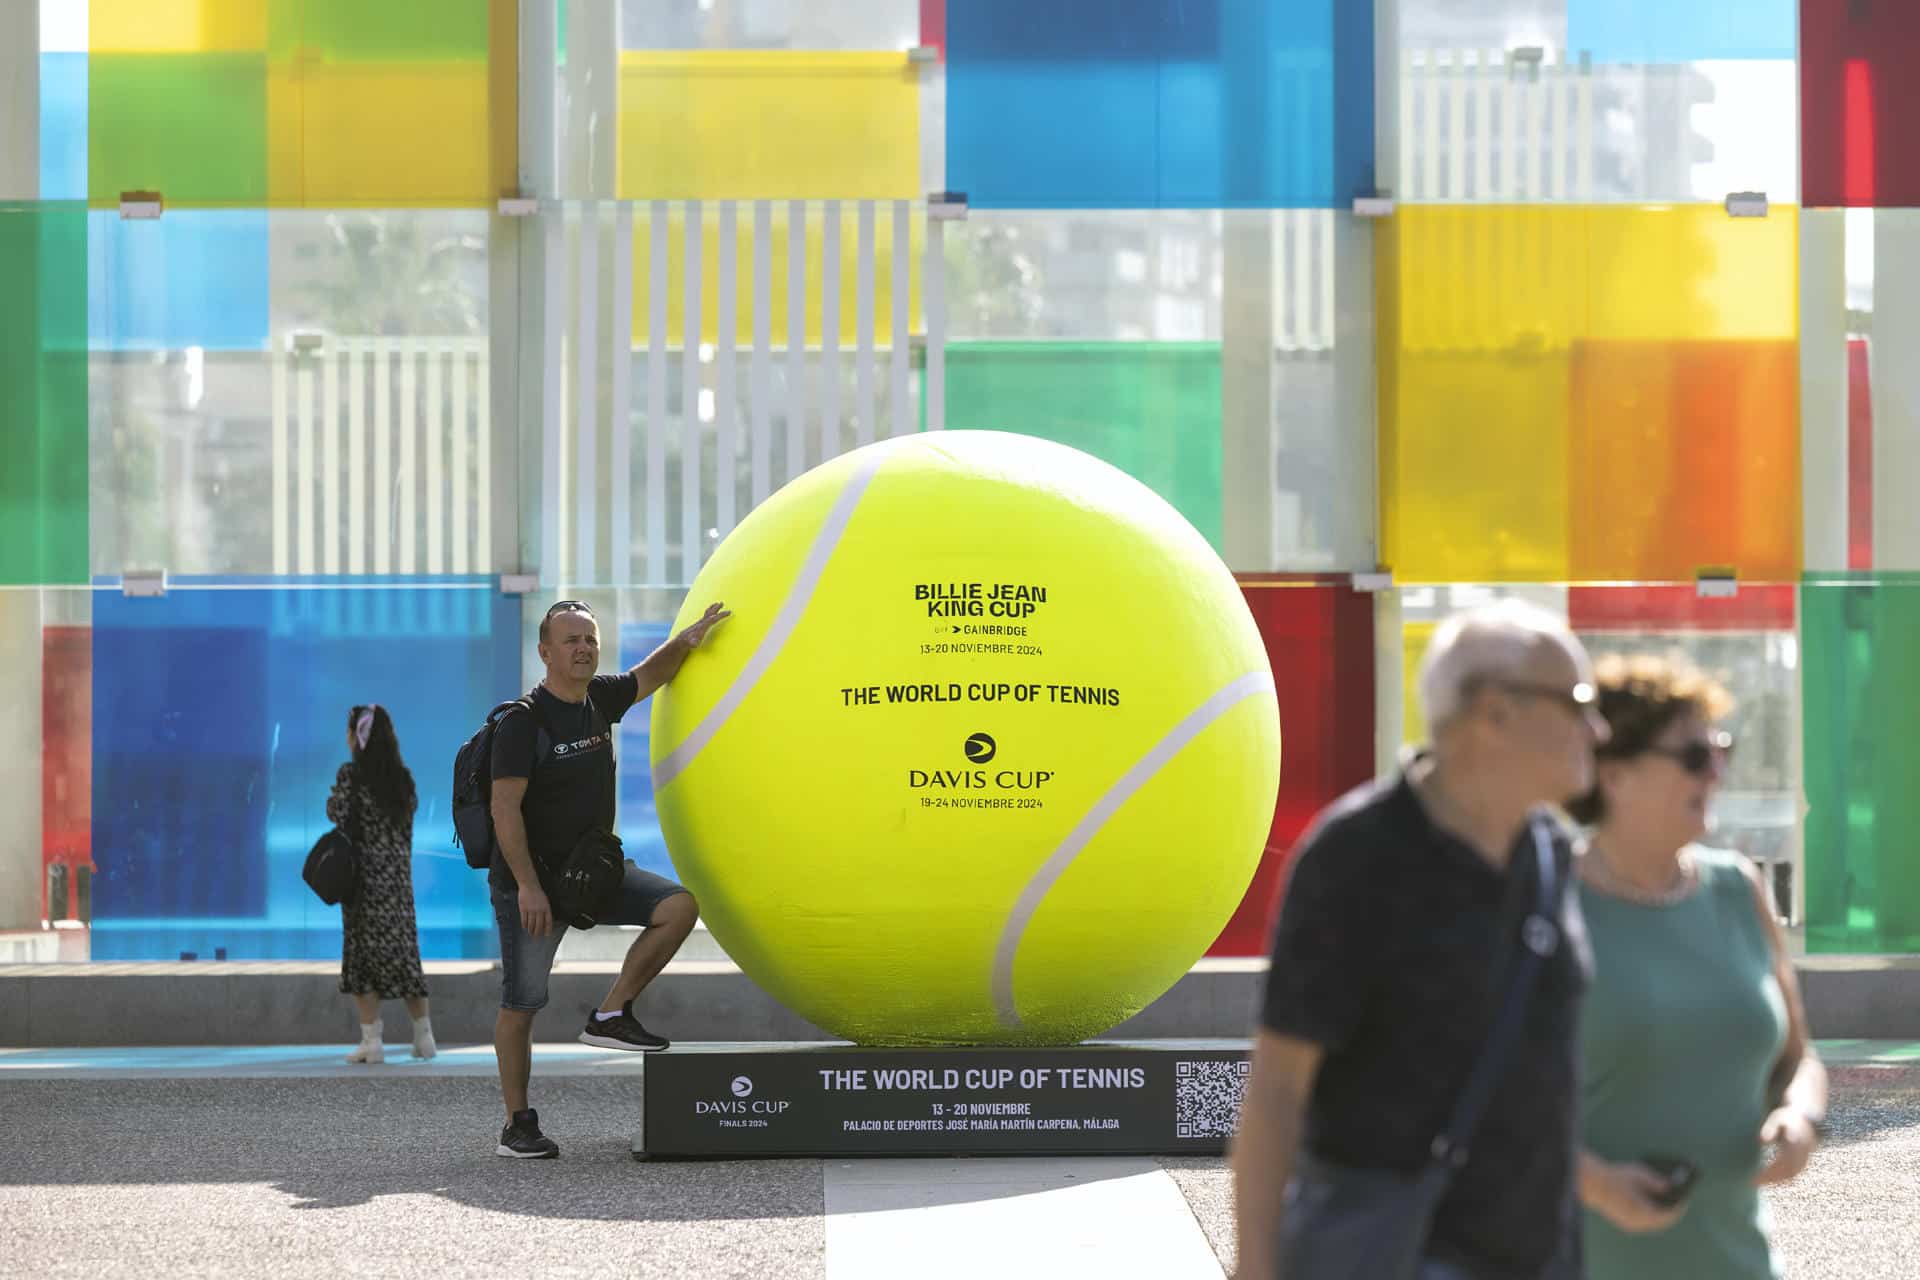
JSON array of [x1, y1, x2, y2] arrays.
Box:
[[274, 0, 491, 59], [942, 341, 1223, 551], [87, 53, 267, 205], [1802, 577, 1920, 952], [0, 206, 88, 585]]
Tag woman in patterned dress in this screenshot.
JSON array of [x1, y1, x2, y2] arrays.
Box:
[[328, 704, 435, 1063]]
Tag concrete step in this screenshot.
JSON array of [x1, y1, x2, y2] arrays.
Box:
[[554, 921, 732, 964], [0, 957, 1268, 1049]]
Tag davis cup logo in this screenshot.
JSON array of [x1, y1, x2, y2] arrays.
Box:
[[695, 1075, 789, 1121]]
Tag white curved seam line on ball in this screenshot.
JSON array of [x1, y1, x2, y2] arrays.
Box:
[[652, 451, 886, 792], [989, 669, 1279, 1029]]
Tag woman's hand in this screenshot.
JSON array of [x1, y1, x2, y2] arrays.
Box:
[[1579, 1153, 1688, 1234], [1754, 1107, 1818, 1186]]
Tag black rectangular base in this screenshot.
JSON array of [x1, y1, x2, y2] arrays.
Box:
[[635, 1040, 1251, 1158]]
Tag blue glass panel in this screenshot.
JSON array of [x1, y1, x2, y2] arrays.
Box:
[[87, 210, 271, 352], [1568, 0, 1795, 62], [91, 579, 519, 960], [947, 0, 1373, 209], [40, 53, 88, 202], [617, 621, 674, 879]]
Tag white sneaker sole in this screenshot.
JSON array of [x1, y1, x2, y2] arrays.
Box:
[[494, 1144, 559, 1159], [577, 1029, 669, 1052]]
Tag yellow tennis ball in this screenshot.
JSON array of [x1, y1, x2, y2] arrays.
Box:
[[651, 431, 1280, 1046]]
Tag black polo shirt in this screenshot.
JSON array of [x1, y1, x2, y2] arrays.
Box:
[[1262, 767, 1591, 1278], [488, 674, 638, 890]]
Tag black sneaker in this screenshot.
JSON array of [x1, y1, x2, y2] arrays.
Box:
[[496, 1108, 560, 1159], [578, 1004, 671, 1052]]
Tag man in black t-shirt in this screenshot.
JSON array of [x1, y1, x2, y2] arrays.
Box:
[[489, 598, 728, 1159], [1231, 601, 1610, 1279]]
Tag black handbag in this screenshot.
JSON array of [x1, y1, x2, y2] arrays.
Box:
[[303, 828, 361, 906], [1275, 817, 1565, 1280]]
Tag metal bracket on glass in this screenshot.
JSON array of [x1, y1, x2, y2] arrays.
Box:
[[928, 191, 969, 222], [1352, 195, 1396, 218], [907, 45, 940, 64], [1725, 191, 1769, 218], [1351, 571, 1395, 593], [119, 191, 163, 220], [122, 570, 167, 599], [1508, 46, 1545, 82], [499, 573, 540, 596], [1695, 568, 1739, 599], [497, 195, 539, 217]]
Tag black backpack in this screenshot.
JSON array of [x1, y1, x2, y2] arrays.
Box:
[[451, 697, 547, 870]]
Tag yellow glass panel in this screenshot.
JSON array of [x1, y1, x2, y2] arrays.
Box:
[[1392, 205, 1586, 355], [631, 204, 923, 349], [1402, 621, 1437, 745], [289, 62, 494, 205], [1586, 205, 1799, 341], [89, 0, 266, 53], [1378, 208, 1578, 583], [617, 52, 920, 200]]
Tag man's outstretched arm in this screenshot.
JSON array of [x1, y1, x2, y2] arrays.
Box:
[[629, 602, 731, 700]]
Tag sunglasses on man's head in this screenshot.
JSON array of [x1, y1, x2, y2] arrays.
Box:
[[1643, 729, 1734, 776], [544, 599, 594, 620]]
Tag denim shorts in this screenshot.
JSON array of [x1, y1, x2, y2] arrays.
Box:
[[491, 862, 690, 1011]]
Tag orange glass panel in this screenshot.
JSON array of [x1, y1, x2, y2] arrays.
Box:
[[1569, 341, 1801, 582], [1381, 206, 1799, 585]]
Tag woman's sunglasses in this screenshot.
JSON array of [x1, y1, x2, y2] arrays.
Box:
[[1644, 729, 1734, 776]]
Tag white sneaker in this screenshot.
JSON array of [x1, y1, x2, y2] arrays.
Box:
[[411, 1021, 437, 1061], [346, 1023, 384, 1064]]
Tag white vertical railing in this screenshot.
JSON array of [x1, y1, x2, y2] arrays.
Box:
[[1399, 48, 1596, 202], [1274, 209, 1338, 354], [608, 202, 635, 587], [541, 199, 927, 586], [713, 202, 738, 553], [681, 204, 705, 580], [645, 201, 670, 589], [271, 334, 492, 577]]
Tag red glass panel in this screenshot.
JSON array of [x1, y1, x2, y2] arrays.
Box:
[[1803, 1, 1920, 208], [41, 626, 92, 921], [1208, 579, 1375, 957], [1850, 336, 1874, 570], [921, 0, 946, 56], [1568, 585, 1797, 632]]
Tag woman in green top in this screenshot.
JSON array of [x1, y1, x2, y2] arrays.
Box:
[[1568, 654, 1827, 1278]]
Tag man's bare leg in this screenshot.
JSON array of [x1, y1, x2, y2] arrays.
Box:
[[495, 1007, 536, 1119], [599, 893, 699, 1013]]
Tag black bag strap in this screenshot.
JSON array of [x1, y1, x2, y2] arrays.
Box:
[[1427, 816, 1563, 1173]]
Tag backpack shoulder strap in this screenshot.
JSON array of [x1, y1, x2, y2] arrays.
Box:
[[513, 693, 554, 769]]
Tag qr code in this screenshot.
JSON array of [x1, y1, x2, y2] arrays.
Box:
[[1175, 1059, 1251, 1139]]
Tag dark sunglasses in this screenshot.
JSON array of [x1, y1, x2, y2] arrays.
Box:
[[544, 599, 595, 620], [1643, 729, 1734, 776]]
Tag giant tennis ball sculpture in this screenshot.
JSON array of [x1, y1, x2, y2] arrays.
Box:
[[650, 431, 1280, 1046]]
